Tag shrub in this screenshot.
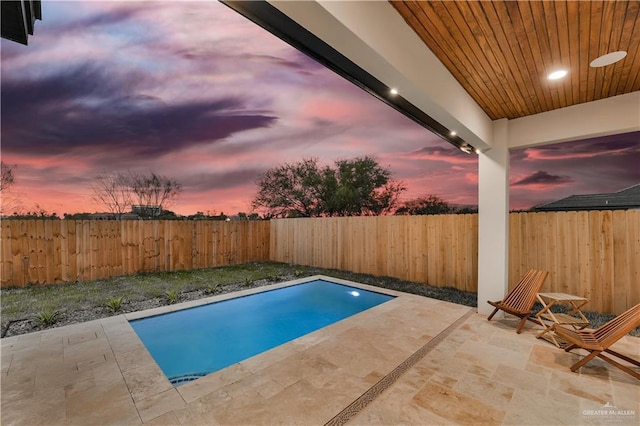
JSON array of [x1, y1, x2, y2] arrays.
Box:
[[268, 273, 280, 282], [165, 290, 180, 305], [294, 269, 304, 277], [206, 283, 219, 294], [105, 297, 124, 313], [34, 309, 60, 326], [244, 277, 253, 286]]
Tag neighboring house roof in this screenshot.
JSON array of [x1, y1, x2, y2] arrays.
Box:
[[533, 183, 640, 212]]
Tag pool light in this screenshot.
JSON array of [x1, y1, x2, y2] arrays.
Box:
[[349, 291, 360, 297]]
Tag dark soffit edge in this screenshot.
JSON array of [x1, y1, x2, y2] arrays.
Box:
[[220, 0, 473, 153], [1, 1, 42, 45]]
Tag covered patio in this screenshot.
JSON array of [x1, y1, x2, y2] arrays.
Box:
[[1, 276, 638, 425], [223, 0, 640, 315]]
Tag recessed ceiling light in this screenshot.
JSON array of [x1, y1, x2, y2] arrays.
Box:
[[547, 70, 568, 80], [450, 131, 457, 136], [390, 88, 398, 95], [590, 51, 627, 68]]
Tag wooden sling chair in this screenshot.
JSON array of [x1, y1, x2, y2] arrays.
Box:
[[553, 303, 640, 380], [487, 269, 549, 333]]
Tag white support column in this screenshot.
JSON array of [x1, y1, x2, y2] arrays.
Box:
[[477, 119, 510, 315]]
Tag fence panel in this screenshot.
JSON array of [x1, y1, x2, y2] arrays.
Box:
[[508, 210, 640, 314], [0, 220, 270, 287], [269, 214, 479, 293]]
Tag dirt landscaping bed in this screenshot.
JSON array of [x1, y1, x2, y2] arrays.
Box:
[[1, 262, 635, 337]]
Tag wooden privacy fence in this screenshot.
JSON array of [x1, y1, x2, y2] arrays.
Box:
[[270, 215, 479, 292], [270, 210, 640, 314], [1, 211, 638, 313], [0, 220, 270, 286], [510, 210, 640, 315]]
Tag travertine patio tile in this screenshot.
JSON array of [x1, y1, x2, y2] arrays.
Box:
[[108, 332, 147, 354], [35, 360, 93, 389], [115, 346, 156, 372], [428, 370, 459, 388], [174, 403, 224, 426], [1, 334, 19, 347], [67, 329, 103, 346], [454, 339, 529, 374], [418, 348, 473, 380], [351, 379, 456, 426], [452, 372, 515, 412], [177, 362, 251, 403], [492, 363, 550, 397], [136, 388, 186, 423], [12, 332, 42, 348], [92, 361, 128, 387], [289, 329, 331, 352], [1, 387, 66, 426], [502, 387, 598, 425], [238, 339, 301, 373], [63, 340, 113, 365], [76, 352, 110, 371], [528, 342, 585, 373], [64, 375, 96, 396], [0, 368, 36, 402], [39, 333, 65, 348], [9, 346, 64, 370], [610, 377, 640, 411], [188, 385, 265, 425], [351, 400, 456, 426], [549, 370, 613, 404], [412, 381, 506, 425], [221, 369, 285, 399], [123, 362, 173, 403], [65, 382, 141, 425], [262, 350, 337, 389], [126, 306, 171, 320], [144, 410, 181, 425], [173, 388, 231, 424], [222, 379, 349, 425], [4, 358, 37, 380]]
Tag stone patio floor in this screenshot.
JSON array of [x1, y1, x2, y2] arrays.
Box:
[[1, 275, 638, 425]]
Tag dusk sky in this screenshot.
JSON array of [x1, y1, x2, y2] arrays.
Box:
[[2, 1, 639, 216]]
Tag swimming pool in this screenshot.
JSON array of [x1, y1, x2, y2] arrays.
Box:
[[130, 279, 394, 385]]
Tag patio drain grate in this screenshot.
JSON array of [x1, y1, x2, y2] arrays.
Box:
[[324, 308, 476, 426]]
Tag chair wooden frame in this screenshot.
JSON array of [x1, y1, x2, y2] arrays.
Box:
[[553, 303, 640, 380], [487, 269, 549, 333]]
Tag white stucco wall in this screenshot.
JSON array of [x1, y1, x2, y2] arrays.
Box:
[[477, 119, 510, 315]]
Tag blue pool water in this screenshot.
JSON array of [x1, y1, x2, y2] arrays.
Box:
[[130, 279, 394, 385]]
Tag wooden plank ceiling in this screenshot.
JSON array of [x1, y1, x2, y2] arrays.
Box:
[[391, 1, 640, 120]]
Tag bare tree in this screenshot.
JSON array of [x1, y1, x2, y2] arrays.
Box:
[[0, 162, 21, 215], [129, 171, 182, 218], [1, 162, 16, 192], [91, 171, 133, 219]]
